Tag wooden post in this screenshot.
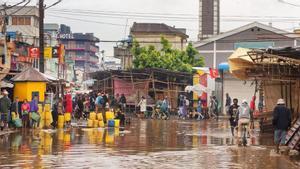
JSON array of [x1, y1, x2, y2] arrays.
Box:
[[151, 72, 156, 100]]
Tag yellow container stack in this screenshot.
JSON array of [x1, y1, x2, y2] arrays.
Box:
[[44, 104, 51, 112], [87, 119, 93, 128], [99, 121, 105, 128], [93, 120, 99, 128], [97, 113, 103, 121], [89, 112, 96, 121], [44, 111, 53, 127], [58, 115, 64, 128], [114, 119, 120, 128], [64, 113, 71, 122]]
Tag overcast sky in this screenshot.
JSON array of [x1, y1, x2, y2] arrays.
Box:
[[4, 0, 300, 56]]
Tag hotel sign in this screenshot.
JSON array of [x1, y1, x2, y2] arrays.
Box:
[[58, 34, 74, 39]]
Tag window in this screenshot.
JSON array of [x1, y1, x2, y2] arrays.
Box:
[[11, 16, 31, 25]]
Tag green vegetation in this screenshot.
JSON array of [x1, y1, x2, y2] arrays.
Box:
[[131, 37, 204, 72]]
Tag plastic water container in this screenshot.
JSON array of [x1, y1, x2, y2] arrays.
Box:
[[38, 104, 43, 113], [106, 111, 115, 120], [44, 104, 51, 112], [87, 119, 93, 128], [14, 118, 22, 128], [114, 119, 120, 128], [45, 119, 52, 127], [108, 119, 115, 127], [31, 112, 40, 121], [45, 111, 52, 120], [89, 112, 96, 120], [40, 111, 45, 120], [93, 120, 99, 128], [58, 115, 64, 128], [97, 113, 103, 121], [64, 113, 71, 122], [11, 112, 17, 121], [99, 121, 105, 128]]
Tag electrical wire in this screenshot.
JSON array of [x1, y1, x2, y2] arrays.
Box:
[[7, 0, 30, 16], [46, 9, 300, 24]]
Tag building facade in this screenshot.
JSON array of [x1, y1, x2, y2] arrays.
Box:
[[130, 22, 189, 50], [114, 22, 189, 70], [198, 0, 220, 40], [58, 24, 100, 82], [4, 6, 39, 46]]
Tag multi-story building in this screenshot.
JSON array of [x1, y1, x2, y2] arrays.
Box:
[[130, 22, 188, 50], [4, 6, 39, 46], [58, 24, 100, 82], [115, 22, 189, 70], [198, 0, 220, 40]]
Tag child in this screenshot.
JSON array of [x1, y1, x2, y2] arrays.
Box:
[[21, 99, 30, 129]]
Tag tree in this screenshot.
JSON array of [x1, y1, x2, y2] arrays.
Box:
[[131, 37, 204, 73]]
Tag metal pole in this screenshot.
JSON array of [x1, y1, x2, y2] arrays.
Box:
[[39, 0, 45, 73]]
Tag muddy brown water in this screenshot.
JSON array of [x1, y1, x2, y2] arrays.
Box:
[[0, 119, 299, 169]]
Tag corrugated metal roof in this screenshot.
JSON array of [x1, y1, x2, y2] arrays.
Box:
[[11, 67, 49, 82], [5, 6, 39, 17], [130, 22, 188, 38]]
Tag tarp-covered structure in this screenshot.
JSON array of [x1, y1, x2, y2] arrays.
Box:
[[228, 47, 300, 119], [90, 68, 192, 110]]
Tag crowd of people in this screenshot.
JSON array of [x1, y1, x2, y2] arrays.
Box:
[[51, 91, 128, 127], [0, 90, 41, 131], [133, 93, 221, 121], [1, 88, 292, 152]]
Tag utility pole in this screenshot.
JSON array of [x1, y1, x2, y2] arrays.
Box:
[[39, 0, 44, 73]]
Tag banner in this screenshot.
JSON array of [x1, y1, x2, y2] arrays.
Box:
[[44, 47, 53, 59], [28, 47, 39, 58], [209, 68, 219, 79]]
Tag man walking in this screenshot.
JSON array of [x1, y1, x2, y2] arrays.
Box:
[[0, 90, 11, 131], [225, 93, 231, 115], [228, 98, 239, 136], [272, 98, 291, 153]]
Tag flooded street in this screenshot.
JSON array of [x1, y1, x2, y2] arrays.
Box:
[[0, 119, 299, 169]]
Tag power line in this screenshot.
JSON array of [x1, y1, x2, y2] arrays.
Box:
[[46, 10, 300, 24], [49, 8, 300, 20], [47, 14, 128, 26]]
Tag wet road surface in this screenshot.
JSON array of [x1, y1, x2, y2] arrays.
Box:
[[0, 119, 299, 169]]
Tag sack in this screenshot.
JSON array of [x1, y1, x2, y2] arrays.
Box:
[[13, 118, 22, 128], [31, 112, 40, 122]]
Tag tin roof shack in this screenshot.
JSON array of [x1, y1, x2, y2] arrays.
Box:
[[91, 68, 192, 110]]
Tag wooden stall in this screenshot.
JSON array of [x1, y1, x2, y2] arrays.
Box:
[[90, 68, 192, 111]]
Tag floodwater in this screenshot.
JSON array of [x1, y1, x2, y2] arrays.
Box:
[[0, 119, 299, 169]]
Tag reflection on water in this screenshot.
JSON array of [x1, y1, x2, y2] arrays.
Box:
[[0, 119, 299, 169]]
